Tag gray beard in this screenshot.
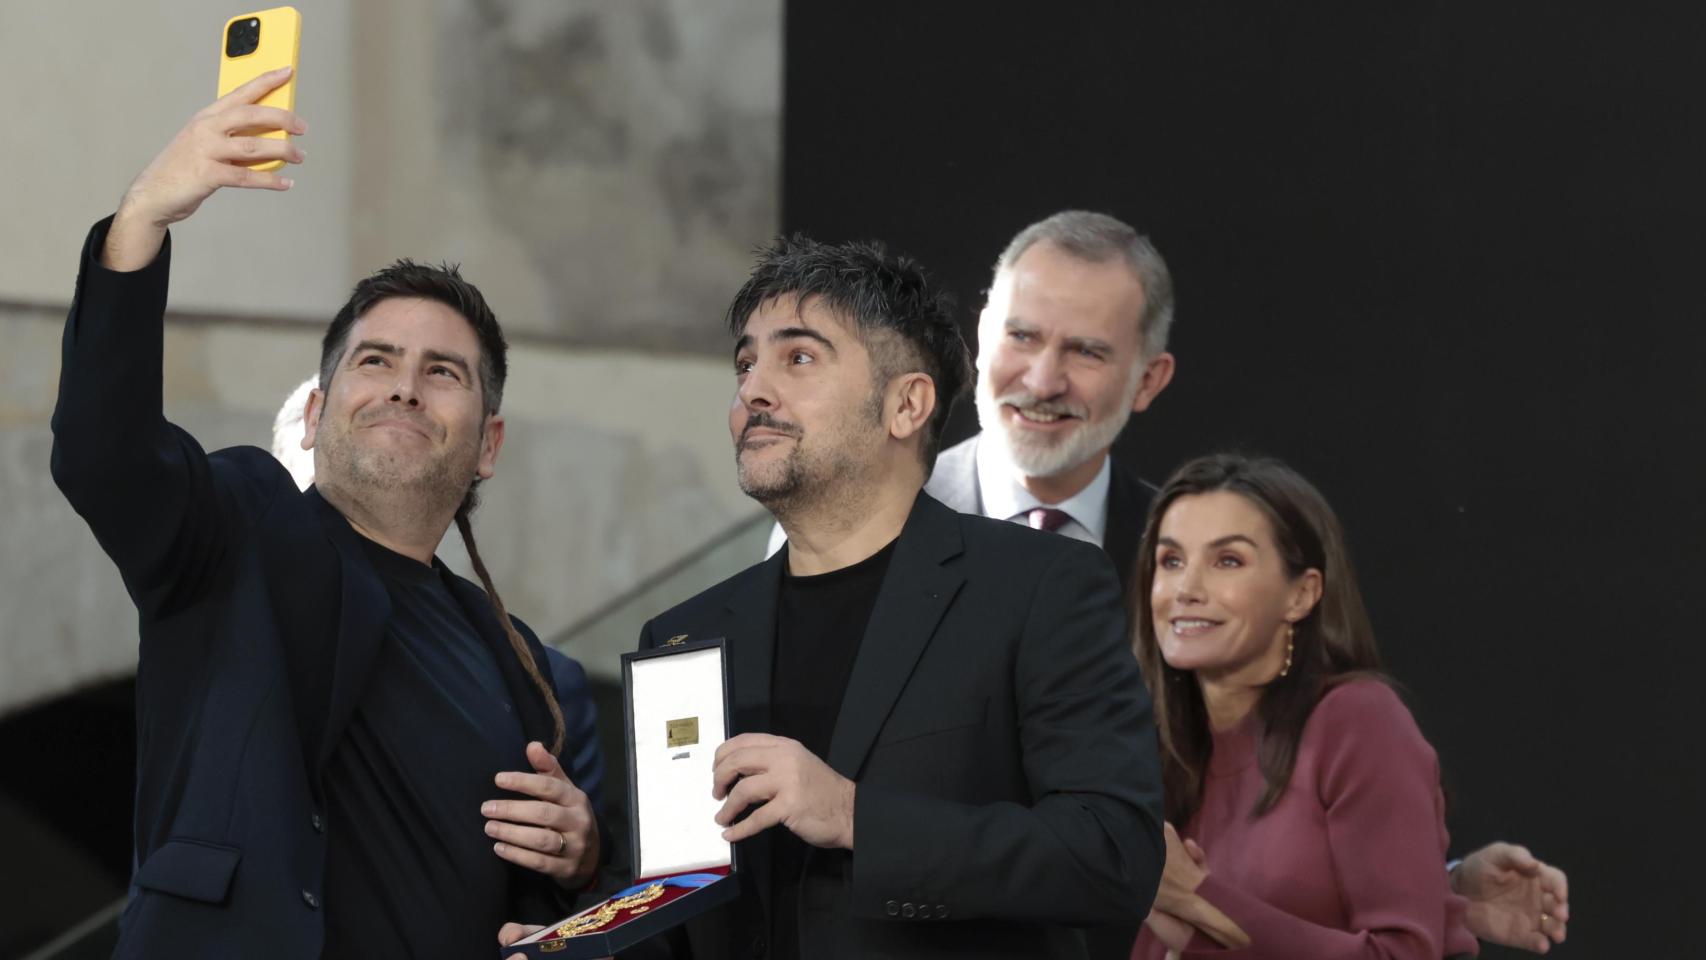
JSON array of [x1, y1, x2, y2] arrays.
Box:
[[975, 388, 1133, 479]]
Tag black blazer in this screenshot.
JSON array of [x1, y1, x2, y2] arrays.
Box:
[[924, 436, 1160, 960], [50, 219, 605, 959], [924, 434, 1156, 596], [630, 493, 1164, 960]]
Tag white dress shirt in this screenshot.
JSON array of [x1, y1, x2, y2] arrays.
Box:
[[974, 437, 1111, 547]]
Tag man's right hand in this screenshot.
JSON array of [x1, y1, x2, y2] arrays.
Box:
[[103, 66, 306, 271]]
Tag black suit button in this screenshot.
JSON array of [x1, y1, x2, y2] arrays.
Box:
[[902, 902, 916, 918], [310, 813, 324, 833], [917, 904, 932, 919], [301, 889, 318, 909], [937, 904, 949, 919], [750, 935, 766, 957], [885, 899, 900, 916]]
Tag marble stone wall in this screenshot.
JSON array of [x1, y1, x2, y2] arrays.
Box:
[[0, 0, 781, 715], [350, 0, 780, 351]]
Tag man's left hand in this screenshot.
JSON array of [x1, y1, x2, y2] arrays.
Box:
[[1453, 842, 1569, 953], [712, 733, 855, 849], [484, 741, 600, 888]]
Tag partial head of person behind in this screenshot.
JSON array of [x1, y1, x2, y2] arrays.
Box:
[[303, 261, 564, 753], [1134, 452, 1387, 823], [976, 210, 1177, 493], [726, 234, 972, 521], [270, 375, 319, 490]]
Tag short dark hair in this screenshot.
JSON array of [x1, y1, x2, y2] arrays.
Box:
[[725, 235, 972, 471], [315, 262, 566, 753], [319, 260, 509, 418], [1132, 453, 1391, 824]]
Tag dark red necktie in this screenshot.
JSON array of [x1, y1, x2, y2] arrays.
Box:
[[1026, 507, 1072, 532]]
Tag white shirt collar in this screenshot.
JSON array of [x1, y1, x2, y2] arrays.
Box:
[[975, 435, 1112, 545]]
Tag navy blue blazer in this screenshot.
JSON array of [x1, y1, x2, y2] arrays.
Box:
[[51, 219, 605, 959]]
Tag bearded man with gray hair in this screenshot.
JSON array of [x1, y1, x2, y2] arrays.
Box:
[[928, 210, 1176, 593]]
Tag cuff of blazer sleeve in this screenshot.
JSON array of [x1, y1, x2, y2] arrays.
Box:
[[847, 784, 931, 920], [70, 216, 172, 339], [83, 214, 172, 274]]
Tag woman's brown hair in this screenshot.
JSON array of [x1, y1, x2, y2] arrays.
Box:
[[1133, 453, 1387, 824]]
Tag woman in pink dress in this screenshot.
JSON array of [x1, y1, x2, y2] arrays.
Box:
[[1130, 454, 1478, 960]]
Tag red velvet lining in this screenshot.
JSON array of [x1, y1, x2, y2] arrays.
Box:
[[532, 866, 733, 944]]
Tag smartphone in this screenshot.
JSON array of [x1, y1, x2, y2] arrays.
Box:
[[216, 7, 301, 172]]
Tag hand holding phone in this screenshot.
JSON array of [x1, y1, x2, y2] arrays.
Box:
[[103, 66, 306, 271], [217, 7, 302, 171]]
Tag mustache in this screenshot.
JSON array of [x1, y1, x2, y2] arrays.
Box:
[[994, 391, 1086, 419], [739, 412, 802, 443], [357, 409, 439, 435]]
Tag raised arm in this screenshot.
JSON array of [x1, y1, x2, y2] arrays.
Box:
[[102, 67, 304, 270], [50, 69, 306, 617]]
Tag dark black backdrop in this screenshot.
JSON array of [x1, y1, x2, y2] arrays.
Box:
[[3, 5, 1700, 957], [783, 3, 1704, 954]]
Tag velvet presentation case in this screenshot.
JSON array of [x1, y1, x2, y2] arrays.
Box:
[[510, 638, 739, 957]]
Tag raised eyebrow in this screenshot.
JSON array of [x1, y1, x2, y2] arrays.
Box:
[[771, 326, 837, 355], [348, 339, 401, 362], [422, 349, 472, 379], [1209, 534, 1260, 550], [1155, 534, 1261, 550], [1064, 335, 1114, 355]]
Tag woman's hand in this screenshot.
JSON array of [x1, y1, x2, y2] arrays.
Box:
[[1153, 824, 1251, 950], [1144, 906, 1197, 951], [1155, 822, 1209, 914]]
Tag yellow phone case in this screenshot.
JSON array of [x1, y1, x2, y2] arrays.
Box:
[[216, 7, 301, 172]]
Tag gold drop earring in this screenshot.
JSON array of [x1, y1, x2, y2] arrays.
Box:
[[1278, 623, 1295, 678]]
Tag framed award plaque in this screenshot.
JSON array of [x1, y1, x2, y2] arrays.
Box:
[[508, 638, 740, 957]]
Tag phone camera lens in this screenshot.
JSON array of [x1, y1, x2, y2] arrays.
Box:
[[226, 19, 262, 58]]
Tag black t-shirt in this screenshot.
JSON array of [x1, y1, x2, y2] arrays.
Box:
[[768, 539, 896, 960], [321, 538, 529, 959]]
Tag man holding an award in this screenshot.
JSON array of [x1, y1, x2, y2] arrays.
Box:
[[522, 235, 1163, 959]]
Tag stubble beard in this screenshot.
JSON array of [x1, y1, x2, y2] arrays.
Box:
[[736, 397, 884, 527], [314, 416, 481, 528]]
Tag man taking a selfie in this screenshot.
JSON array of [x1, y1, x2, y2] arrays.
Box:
[[52, 70, 606, 958]]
